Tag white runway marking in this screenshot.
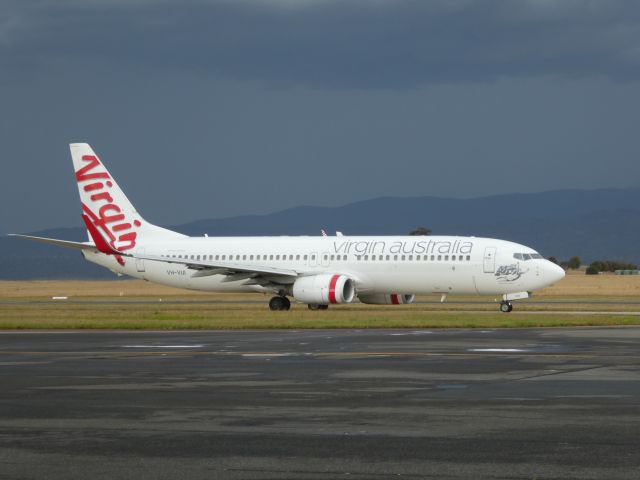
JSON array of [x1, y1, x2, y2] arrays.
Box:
[[242, 353, 294, 358], [122, 345, 205, 348], [468, 348, 528, 352], [390, 331, 433, 336]]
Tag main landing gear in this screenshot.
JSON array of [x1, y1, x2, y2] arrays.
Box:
[[269, 296, 291, 311], [499, 301, 513, 313], [307, 304, 329, 311], [267, 297, 331, 311]]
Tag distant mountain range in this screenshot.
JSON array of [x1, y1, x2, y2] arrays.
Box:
[[3, 188, 640, 279]]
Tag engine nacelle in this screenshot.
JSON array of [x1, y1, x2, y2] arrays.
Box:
[[292, 274, 355, 305], [358, 293, 415, 305]]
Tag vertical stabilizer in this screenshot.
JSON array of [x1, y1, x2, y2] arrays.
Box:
[[70, 143, 184, 254]]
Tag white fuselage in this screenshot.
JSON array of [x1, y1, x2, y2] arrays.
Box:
[[83, 235, 562, 297]]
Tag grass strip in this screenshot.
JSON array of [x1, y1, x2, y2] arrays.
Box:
[[0, 303, 639, 329]]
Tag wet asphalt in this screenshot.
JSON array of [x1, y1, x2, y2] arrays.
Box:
[[0, 327, 639, 479]]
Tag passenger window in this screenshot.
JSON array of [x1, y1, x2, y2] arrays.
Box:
[[401, 255, 405, 261], [304, 255, 308, 260], [408, 255, 413, 261], [386, 255, 390, 261], [330, 255, 335, 261], [343, 255, 347, 261], [437, 255, 442, 261], [466, 255, 471, 261], [276, 255, 280, 260], [451, 255, 456, 261], [311, 255, 316, 260], [444, 255, 449, 261], [323, 255, 328, 261], [394, 255, 398, 261], [296, 255, 300, 260]]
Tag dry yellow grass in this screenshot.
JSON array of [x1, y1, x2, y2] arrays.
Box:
[[535, 270, 640, 297], [0, 279, 251, 300]]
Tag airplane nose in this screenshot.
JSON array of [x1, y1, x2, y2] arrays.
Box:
[[545, 261, 566, 284]]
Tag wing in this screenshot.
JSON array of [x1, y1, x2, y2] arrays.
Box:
[[134, 252, 298, 279], [132, 252, 299, 291]]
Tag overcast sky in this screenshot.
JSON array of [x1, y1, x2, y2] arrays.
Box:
[[2, 0, 640, 233]]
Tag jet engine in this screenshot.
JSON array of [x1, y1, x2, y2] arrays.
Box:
[[292, 274, 355, 305], [358, 293, 415, 305]]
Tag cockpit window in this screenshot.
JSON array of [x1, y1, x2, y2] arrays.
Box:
[[514, 252, 544, 261]]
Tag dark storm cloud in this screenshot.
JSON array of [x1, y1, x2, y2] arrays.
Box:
[[2, 0, 640, 88]]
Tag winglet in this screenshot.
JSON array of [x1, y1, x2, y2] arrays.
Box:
[[81, 214, 120, 255]]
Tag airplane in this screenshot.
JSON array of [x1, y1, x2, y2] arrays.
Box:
[[11, 143, 565, 312]]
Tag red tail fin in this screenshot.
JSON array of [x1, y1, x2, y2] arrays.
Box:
[[82, 214, 120, 256]]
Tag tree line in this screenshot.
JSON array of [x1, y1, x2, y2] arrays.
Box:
[[548, 257, 638, 275]]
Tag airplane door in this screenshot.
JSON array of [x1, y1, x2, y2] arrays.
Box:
[[483, 247, 496, 273], [136, 248, 146, 273]]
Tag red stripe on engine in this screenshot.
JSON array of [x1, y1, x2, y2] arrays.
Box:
[[390, 294, 400, 305], [328, 274, 340, 304]]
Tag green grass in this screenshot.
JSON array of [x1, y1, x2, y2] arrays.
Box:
[[1, 302, 639, 330]]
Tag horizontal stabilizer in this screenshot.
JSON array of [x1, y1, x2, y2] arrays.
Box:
[[8, 234, 99, 252]]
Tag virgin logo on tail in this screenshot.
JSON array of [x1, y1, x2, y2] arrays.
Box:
[[76, 155, 141, 264]]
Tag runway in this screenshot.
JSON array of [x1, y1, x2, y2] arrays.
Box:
[[1, 328, 639, 479]]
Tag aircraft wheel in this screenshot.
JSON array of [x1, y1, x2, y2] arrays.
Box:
[[318, 304, 329, 310], [269, 296, 290, 311], [499, 301, 512, 313], [282, 297, 291, 311], [308, 304, 320, 311]]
